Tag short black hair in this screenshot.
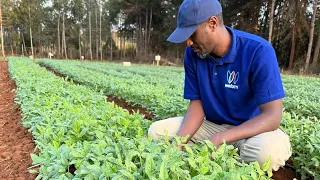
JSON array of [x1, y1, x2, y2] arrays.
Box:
[[216, 13, 224, 26]]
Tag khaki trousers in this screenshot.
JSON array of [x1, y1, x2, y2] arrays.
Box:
[[148, 117, 292, 171]]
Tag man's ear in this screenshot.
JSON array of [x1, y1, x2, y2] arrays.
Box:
[[208, 16, 218, 32]]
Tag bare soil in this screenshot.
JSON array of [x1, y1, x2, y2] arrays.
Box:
[[0, 61, 36, 180]]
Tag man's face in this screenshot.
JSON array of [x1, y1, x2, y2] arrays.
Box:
[[186, 22, 214, 59]]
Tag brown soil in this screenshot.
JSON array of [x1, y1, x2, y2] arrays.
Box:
[[42, 63, 304, 180], [44, 67, 64, 77], [0, 61, 36, 180], [106, 97, 154, 120], [273, 166, 300, 180]]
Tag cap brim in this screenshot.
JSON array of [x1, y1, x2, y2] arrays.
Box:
[[167, 25, 199, 43]]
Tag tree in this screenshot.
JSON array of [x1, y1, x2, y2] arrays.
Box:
[[28, 2, 34, 58], [0, 0, 5, 59], [312, 20, 320, 71], [305, 0, 318, 72], [268, 0, 276, 43], [87, 0, 93, 60]]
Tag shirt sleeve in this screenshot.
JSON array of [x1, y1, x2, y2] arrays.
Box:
[[183, 47, 201, 100], [250, 44, 285, 105]]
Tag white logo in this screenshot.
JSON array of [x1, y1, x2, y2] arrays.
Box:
[[225, 70, 239, 89]]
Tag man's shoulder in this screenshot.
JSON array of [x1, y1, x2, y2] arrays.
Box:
[[232, 28, 271, 48]]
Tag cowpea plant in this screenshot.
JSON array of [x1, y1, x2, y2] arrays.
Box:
[[9, 57, 271, 179], [37, 59, 189, 120], [38, 59, 320, 179]]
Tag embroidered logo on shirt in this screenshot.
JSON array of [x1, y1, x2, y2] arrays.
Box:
[[225, 70, 239, 89]]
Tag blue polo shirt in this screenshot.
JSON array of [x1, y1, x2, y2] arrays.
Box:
[[184, 26, 285, 125]]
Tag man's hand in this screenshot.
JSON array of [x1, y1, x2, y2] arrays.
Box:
[[209, 132, 224, 148], [208, 99, 283, 147]]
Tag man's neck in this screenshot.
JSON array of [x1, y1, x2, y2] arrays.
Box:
[[212, 26, 232, 59]]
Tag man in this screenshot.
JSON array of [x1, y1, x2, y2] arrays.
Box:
[[148, 0, 292, 171]]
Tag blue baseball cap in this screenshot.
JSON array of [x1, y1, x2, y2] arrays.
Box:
[[167, 0, 222, 43]]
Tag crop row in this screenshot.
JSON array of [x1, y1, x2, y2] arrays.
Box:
[[9, 58, 272, 179], [38, 59, 320, 179], [38, 60, 189, 120]]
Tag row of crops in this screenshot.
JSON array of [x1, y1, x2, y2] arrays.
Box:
[[9, 57, 276, 179], [36, 59, 320, 180]]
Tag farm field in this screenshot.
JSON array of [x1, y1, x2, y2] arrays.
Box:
[[1, 57, 319, 179]]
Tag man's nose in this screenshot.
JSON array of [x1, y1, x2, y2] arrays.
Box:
[[186, 38, 193, 47]]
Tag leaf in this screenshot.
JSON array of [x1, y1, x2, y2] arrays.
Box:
[[137, 126, 144, 137], [181, 135, 190, 144], [184, 145, 193, 155], [119, 170, 134, 180], [262, 156, 271, 171], [87, 164, 101, 171], [159, 161, 168, 180], [200, 166, 209, 175], [188, 157, 198, 169], [250, 170, 258, 180], [30, 154, 43, 165], [145, 155, 154, 178], [267, 168, 273, 178], [204, 140, 215, 151], [29, 169, 38, 174], [70, 150, 84, 158]]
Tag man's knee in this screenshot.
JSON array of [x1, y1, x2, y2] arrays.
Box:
[[147, 117, 183, 141], [148, 121, 164, 140], [240, 129, 292, 171]]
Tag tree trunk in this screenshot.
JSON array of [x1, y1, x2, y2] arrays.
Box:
[[79, 28, 81, 59], [119, 36, 122, 59], [268, 0, 275, 43], [28, 5, 34, 58], [289, 24, 296, 71], [89, 7, 93, 60], [99, 0, 102, 60], [135, 16, 139, 54], [38, 26, 42, 57], [312, 28, 320, 69], [21, 32, 27, 56], [124, 38, 126, 58], [0, 0, 5, 59], [95, 4, 98, 60], [110, 33, 113, 61], [145, 8, 148, 53], [305, 0, 318, 72], [21, 44, 24, 56], [148, 8, 152, 46], [88, 1, 93, 61], [139, 15, 142, 54], [62, 13, 68, 59], [57, 12, 61, 58]]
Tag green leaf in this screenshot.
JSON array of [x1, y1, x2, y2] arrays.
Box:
[[188, 157, 197, 169], [29, 169, 38, 174], [145, 155, 154, 177], [30, 154, 43, 165], [159, 161, 168, 180], [262, 156, 271, 171]]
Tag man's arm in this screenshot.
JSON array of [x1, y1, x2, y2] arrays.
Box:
[[210, 98, 283, 147], [177, 100, 205, 143]]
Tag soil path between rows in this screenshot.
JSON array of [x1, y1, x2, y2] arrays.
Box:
[[0, 61, 36, 180]]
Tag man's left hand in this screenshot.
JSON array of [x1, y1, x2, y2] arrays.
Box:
[[209, 132, 224, 148]]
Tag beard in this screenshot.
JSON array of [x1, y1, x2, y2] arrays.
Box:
[[191, 45, 210, 59], [197, 52, 210, 59]]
